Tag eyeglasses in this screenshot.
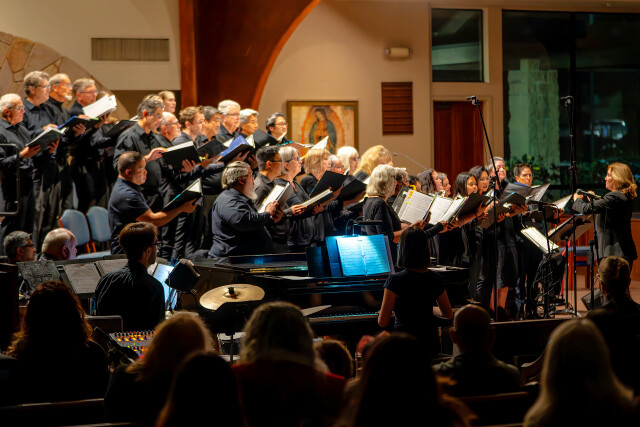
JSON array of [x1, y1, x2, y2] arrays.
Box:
[[519, 173, 533, 178], [226, 113, 240, 117], [163, 121, 180, 126], [270, 159, 282, 163], [82, 90, 98, 95], [289, 157, 301, 163], [275, 122, 288, 127], [150, 112, 163, 120], [36, 85, 49, 89], [10, 105, 25, 111], [55, 83, 72, 88], [20, 244, 35, 248]]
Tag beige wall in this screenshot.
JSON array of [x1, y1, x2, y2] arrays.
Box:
[[0, 0, 180, 91]]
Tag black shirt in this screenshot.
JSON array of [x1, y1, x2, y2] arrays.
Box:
[[108, 178, 150, 254], [209, 188, 274, 258], [215, 124, 238, 145], [68, 101, 84, 117], [384, 269, 446, 351], [362, 197, 400, 243], [0, 118, 35, 198], [114, 124, 167, 195], [95, 260, 165, 331], [276, 178, 315, 248], [44, 97, 71, 124], [21, 97, 57, 139]]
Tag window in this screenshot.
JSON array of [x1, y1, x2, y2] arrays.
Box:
[[432, 9, 484, 82]]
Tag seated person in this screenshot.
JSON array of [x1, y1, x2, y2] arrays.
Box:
[[3, 230, 37, 298], [588, 256, 640, 394], [95, 222, 165, 331], [234, 302, 346, 427], [108, 151, 197, 254], [6, 281, 107, 404], [105, 312, 216, 424], [39, 228, 77, 261], [0, 353, 18, 406], [3, 230, 36, 264], [435, 305, 522, 396], [208, 161, 283, 258]]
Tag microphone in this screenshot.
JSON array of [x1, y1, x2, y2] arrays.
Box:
[[393, 152, 427, 170], [353, 219, 384, 226], [576, 189, 601, 200], [560, 95, 573, 104], [466, 95, 477, 100]]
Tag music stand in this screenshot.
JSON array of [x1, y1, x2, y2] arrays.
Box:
[[549, 215, 592, 315]]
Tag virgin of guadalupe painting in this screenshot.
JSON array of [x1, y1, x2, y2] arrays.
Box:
[[286, 101, 358, 155]]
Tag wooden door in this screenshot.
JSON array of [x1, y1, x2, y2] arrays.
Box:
[[433, 101, 485, 177]]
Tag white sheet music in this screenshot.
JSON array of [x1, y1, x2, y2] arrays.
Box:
[[427, 195, 454, 225], [441, 196, 467, 222], [521, 227, 560, 254], [259, 184, 287, 212], [335, 235, 391, 276], [336, 237, 366, 276], [399, 190, 434, 224]]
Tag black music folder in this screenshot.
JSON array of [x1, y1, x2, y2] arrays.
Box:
[[161, 141, 201, 170], [548, 214, 593, 244], [17, 260, 60, 289], [249, 129, 277, 149], [310, 171, 347, 198], [456, 192, 491, 218], [163, 179, 202, 212], [196, 140, 222, 158], [105, 119, 136, 140], [338, 176, 367, 202], [218, 136, 253, 164], [27, 127, 67, 149], [504, 182, 550, 202], [59, 116, 100, 130]]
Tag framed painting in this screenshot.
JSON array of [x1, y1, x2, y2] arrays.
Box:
[[286, 100, 358, 154]]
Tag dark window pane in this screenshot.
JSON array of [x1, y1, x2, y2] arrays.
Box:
[[432, 9, 483, 82]]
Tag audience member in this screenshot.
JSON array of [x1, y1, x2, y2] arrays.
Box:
[[7, 281, 107, 403], [95, 222, 165, 330], [435, 305, 521, 396], [105, 312, 215, 424], [314, 339, 354, 380], [378, 226, 452, 357], [524, 319, 639, 426], [39, 228, 77, 261], [208, 161, 283, 258], [155, 351, 243, 427], [235, 302, 346, 427], [336, 333, 473, 427]]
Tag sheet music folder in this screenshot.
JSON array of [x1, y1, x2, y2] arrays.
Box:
[[548, 214, 593, 244]]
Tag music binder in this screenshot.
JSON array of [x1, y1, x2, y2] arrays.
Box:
[[258, 183, 294, 213], [61, 263, 102, 298], [455, 192, 491, 219], [105, 119, 136, 140], [332, 234, 393, 277], [249, 129, 277, 149], [310, 171, 347, 198], [503, 182, 550, 203], [521, 227, 560, 254], [163, 179, 202, 212], [27, 127, 67, 149], [392, 187, 411, 215], [218, 136, 253, 163], [161, 141, 201, 170], [397, 190, 435, 224], [339, 177, 367, 202], [59, 116, 100, 130], [299, 189, 333, 209], [427, 195, 456, 225]]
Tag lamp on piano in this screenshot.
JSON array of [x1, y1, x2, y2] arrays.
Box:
[[346, 217, 384, 235], [166, 259, 201, 293]]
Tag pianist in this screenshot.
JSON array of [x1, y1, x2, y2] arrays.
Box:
[[39, 228, 77, 261], [208, 161, 284, 258]]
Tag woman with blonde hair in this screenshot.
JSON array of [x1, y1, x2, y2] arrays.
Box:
[[337, 146, 360, 175], [573, 162, 637, 269], [105, 312, 216, 424], [524, 319, 638, 426], [300, 148, 331, 195], [353, 145, 392, 181], [158, 90, 176, 113]]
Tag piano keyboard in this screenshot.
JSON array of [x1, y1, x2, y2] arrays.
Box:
[[308, 312, 379, 324]]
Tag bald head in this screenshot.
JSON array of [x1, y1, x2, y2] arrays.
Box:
[[42, 228, 77, 261], [452, 305, 493, 352]]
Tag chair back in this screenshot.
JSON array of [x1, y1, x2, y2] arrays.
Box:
[[86, 206, 110, 243], [59, 209, 91, 246]]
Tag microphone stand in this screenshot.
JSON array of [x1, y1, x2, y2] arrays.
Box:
[[468, 96, 500, 321], [562, 96, 579, 316], [393, 152, 427, 171]]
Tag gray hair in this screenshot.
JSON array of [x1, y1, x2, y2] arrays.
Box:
[[437, 171, 447, 182], [72, 78, 95, 96], [217, 100, 241, 116], [265, 112, 286, 130], [367, 164, 396, 198], [337, 146, 359, 171], [222, 161, 251, 189], [485, 157, 504, 173], [4, 231, 31, 259], [42, 228, 75, 253], [24, 71, 49, 96], [137, 96, 164, 118], [0, 94, 21, 114], [203, 106, 220, 121], [395, 167, 409, 183], [49, 73, 69, 88], [328, 155, 342, 170], [279, 146, 299, 174], [239, 109, 258, 124]]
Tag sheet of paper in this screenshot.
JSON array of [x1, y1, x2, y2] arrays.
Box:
[[441, 196, 466, 222], [399, 190, 434, 224], [259, 185, 286, 213], [521, 227, 559, 254], [428, 196, 454, 225], [62, 263, 101, 295], [359, 235, 391, 275], [335, 237, 366, 276]]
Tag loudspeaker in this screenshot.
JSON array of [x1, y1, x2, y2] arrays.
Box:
[[581, 288, 604, 311]]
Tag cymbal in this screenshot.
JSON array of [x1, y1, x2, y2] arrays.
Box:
[[199, 284, 265, 311]]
